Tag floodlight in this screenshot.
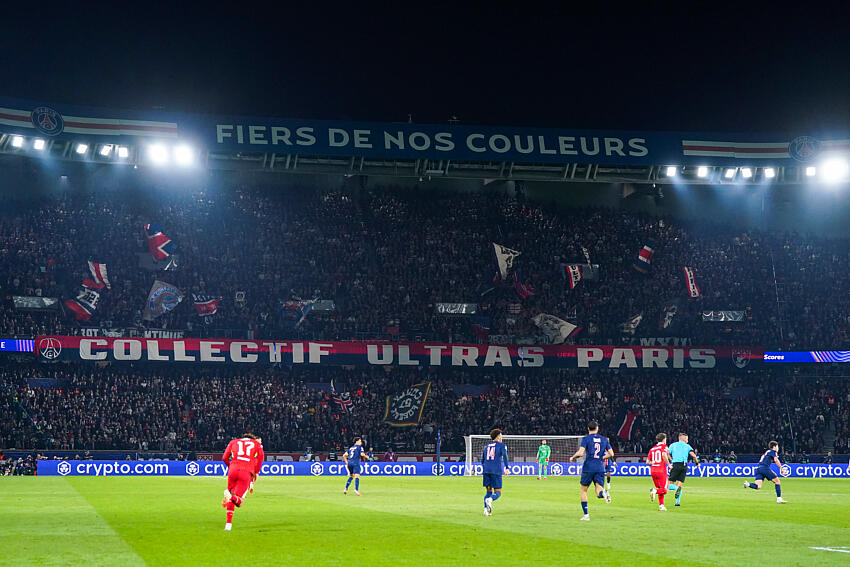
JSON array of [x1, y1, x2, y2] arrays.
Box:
[[11, 136, 24, 148], [75, 143, 88, 155], [665, 166, 677, 177], [117, 146, 129, 159], [764, 167, 776, 179], [174, 144, 194, 166], [100, 144, 113, 157], [723, 168, 736, 179], [33, 139, 46, 150], [821, 158, 848, 182], [148, 144, 169, 164], [805, 166, 817, 177], [696, 166, 708, 178], [741, 167, 753, 179]]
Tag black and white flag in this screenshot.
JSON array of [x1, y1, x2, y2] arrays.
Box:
[[532, 313, 580, 344], [492, 243, 521, 280]]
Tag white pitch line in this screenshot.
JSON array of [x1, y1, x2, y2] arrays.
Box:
[[810, 546, 850, 554]]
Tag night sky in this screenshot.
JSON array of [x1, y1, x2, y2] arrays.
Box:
[[2, 4, 850, 133]]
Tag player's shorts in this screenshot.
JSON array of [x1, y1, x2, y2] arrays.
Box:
[[650, 468, 668, 493], [605, 464, 613, 474], [669, 462, 687, 483], [580, 470, 605, 487], [754, 465, 777, 482], [537, 459, 548, 465], [482, 473, 503, 490], [347, 464, 361, 476], [227, 467, 253, 500]]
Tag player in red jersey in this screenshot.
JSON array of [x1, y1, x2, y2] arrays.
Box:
[[648, 432, 671, 511], [221, 433, 264, 531]]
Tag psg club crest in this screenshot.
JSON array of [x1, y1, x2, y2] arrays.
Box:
[[788, 136, 821, 162], [30, 106, 65, 137], [731, 349, 751, 369], [39, 337, 62, 360]]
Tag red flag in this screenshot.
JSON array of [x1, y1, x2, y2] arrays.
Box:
[[617, 411, 639, 440]]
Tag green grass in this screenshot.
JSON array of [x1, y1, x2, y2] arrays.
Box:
[[3, 475, 849, 566]]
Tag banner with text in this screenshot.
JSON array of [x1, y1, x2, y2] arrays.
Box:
[[34, 336, 762, 370], [37, 460, 850, 478]]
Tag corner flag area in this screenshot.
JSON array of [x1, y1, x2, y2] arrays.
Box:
[[5, 476, 849, 566]]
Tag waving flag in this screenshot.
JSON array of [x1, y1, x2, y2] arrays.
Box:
[[564, 264, 583, 289], [470, 315, 492, 341], [65, 288, 100, 321], [192, 294, 221, 316], [142, 280, 184, 321], [659, 303, 679, 329], [513, 271, 536, 299], [144, 223, 177, 261], [83, 261, 111, 290], [532, 313, 580, 344], [632, 238, 657, 274], [330, 379, 353, 414], [492, 243, 521, 280], [617, 410, 640, 440], [682, 266, 701, 298], [620, 313, 643, 334], [383, 383, 431, 427]]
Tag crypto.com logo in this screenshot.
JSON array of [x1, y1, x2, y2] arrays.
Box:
[[431, 463, 445, 476], [39, 337, 62, 360], [57, 461, 71, 476], [310, 462, 324, 476], [779, 464, 792, 477], [549, 463, 564, 476], [186, 462, 200, 476]]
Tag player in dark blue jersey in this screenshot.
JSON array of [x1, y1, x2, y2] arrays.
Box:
[[343, 437, 366, 495], [744, 440, 787, 503], [604, 455, 615, 493], [570, 420, 614, 520], [481, 428, 510, 516]]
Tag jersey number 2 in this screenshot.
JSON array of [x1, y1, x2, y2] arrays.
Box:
[[593, 442, 601, 459]]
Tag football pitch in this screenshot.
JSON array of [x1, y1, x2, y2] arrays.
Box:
[[4, 475, 849, 566]]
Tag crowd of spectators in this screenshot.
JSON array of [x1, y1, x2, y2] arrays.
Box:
[[1, 362, 844, 456], [2, 181, 850, 348]]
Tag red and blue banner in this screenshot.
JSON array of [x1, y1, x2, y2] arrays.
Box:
[[34, 336, 763, 370]]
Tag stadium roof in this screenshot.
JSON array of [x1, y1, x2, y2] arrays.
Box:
[[0, 96, 844, 185]]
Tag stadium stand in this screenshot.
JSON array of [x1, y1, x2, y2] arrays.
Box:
[[1, 180, 849, 460]]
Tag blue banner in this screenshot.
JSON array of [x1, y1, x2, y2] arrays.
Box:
[[0, 338, 34, 352], [37, 460, 850, 478], [764, 351, 850, 363], [2, 96, 844, 166]]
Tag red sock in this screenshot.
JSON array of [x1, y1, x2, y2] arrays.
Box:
[[231, 495, 243, 507], [659, 493, 665, 505], [226, 502, 235, 523]]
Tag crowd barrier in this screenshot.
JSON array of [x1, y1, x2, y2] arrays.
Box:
[[37, 460, 850, 478]]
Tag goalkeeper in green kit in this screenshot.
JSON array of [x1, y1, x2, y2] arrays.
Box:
[[536, 440, 551, 479]]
